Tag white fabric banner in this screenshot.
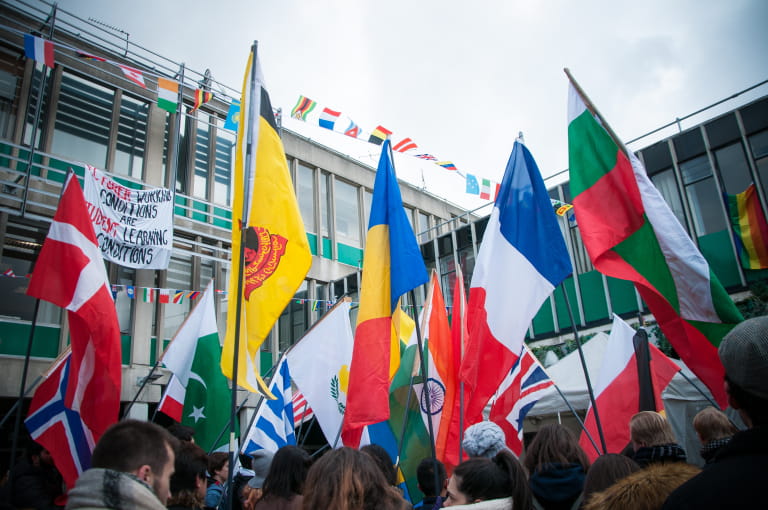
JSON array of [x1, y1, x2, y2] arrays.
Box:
[[83, 165, 173, 269]]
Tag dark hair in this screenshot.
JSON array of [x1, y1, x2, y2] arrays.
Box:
[[261, 445, 311, 500], [169, 442, 208, 499], [361, 444, 397, 486], [726, 376, 768, 426], [523, 424, 590, 474], [167, 423, 196, 442], [452, 450, 530, 507], [208, 451, 230, 475], [416, 458, 446, 498], [303, 447, 406, 510], [91, 420, 179, 476], [582, 454, 640, 503]]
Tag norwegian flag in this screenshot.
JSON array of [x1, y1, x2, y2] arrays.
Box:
[[488, 346, 554, 455], [25, 350, 94, 488], [292, 390, 314, 427], [26, 172, 122, 472]]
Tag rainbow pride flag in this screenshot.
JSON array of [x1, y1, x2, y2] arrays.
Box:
[[727, 184, 768, 270]]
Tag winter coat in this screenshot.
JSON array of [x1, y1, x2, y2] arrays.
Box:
[[441, 497, 513, 510], [530, 463, 585, 510], [65, 468, 166, 510], [583, 462, 700, 510], [661, 426, 768, 509]]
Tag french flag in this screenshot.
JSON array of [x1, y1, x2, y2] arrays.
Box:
[[24, 34, 55, 69], [459, 141, 572, 427]]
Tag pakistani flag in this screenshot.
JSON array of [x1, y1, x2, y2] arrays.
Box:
[[158, 282, 232, 451]]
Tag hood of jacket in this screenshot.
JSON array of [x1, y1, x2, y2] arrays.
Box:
[[65, 468, 166, 510]]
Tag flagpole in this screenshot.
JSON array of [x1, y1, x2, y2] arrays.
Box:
[[228, 41, 259, 510], [456, 264, 466, 463], [0, 374, 42, 429], [552, 383, 601, 457], [559, 282, 608, 454], [125, 360, 161, 420]]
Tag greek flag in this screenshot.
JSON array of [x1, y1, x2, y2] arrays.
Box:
[[241, 355, 295, 454]]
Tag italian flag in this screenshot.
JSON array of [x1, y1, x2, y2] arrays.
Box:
[[566, 82, 743, 406]]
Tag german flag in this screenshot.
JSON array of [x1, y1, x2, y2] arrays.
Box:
[[190, 89, 213, 113]]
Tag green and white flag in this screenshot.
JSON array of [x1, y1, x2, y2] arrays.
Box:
[[158, 281, 232, 451]]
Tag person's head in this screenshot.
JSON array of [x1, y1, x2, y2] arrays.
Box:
[[719, 315, 768, 427], [91, 419, 179, 505], [303, 447, 405, 510], [692, 406, 738, 444], [261, 445, 311, 500], [461, 421, 507, 459], [248, 449, 275, 495], [167, 422, 196, 443], [208, 451, 230, 484], [581, 453, 641, 504], [416, 458, 447, 499], [167, 441, 208, 507], [445, 450, 530, 508], [523, 424, 589, 474], [361, 443, 397, 486], [629, 411, 677, 450], [583, 462, 700, 510]]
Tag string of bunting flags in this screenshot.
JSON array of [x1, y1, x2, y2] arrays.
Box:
[[289, 94, 574, 216]]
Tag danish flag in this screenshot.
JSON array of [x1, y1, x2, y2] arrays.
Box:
[[26, 172, 122, 485]]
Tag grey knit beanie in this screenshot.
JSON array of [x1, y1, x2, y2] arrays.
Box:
[[462, 421, 507, 458]]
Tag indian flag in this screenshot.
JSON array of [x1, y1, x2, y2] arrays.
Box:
[[157, 77, 179, 113], [566, 81, 743, 406]]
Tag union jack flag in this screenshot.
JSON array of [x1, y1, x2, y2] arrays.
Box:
[[488, 346, 554, 455], [25, 351, 95, 488], [292, 390, 314, 426]]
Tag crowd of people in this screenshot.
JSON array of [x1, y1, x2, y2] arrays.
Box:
[[1, 317, 766, 510]]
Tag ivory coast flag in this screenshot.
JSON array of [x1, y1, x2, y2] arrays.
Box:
[[566, 79, 742, 406], [222, 44, 311, 395]]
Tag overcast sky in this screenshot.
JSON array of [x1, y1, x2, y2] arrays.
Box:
[[59, 0, 768, 211]]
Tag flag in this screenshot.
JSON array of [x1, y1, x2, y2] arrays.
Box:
[[224, 100, 241, 130], [157, 77, 179, 113], [111, 285, 119, 300], [567, 82, 743, 406], [489, 346, 554, 456], [241, 355, 295, 454], [494, 182, 501, 201], [222, 46, 312, 395], [173, 290, 184, 304], [126, 285, 135, 299], [26, 172, 122, 457], [552, 199, 574, 217], [118, 64, 146, 89], [480, 178, 492, 199], [158, 283, 231, 452], [344, 120, 360, 138], [460, 141, 572, 429], [190, 89, 213, 113], [416, 154, 438, 161], [292, 391, 314, 427], [341, 140, 429, 447], [437, 161, 457, 171], [393, 137, 418, 153], [578, 315, 680, 461], [186, 291, 201, 300], [159, 288, 171, 304], [143, 287, 155, 303], [466, 174, 480, 195], [24, 34, 54, 69], [77, 51, 106, 63], [25, 351, 92, 489], [3, 268, 16, 277], [319, 107, 341, 130], [726, 183, 768, 269], [286, 301, 354, 446], [368, 125, 392, 145], [290, 95, 316, 120]]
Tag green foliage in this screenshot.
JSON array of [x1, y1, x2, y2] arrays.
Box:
[[530, 332, 597, 364], [736, 280, 768, 319]]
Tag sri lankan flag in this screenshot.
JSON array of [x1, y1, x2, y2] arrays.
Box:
[[222, 45, 312, 396]]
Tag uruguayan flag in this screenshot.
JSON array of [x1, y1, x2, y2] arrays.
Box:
[[241, 355, 295, 454]]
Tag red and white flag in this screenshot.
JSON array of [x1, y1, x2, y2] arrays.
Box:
[[118, 64, 147, 89], [159, 288, 171, 303], [26, 172, 122, 472], [292, 391, 314, 427], [579, 314, 680, 461]]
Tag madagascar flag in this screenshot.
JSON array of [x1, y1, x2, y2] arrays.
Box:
[[567, 81, 742, 406], [222, 45, 311, 396], [726, 184, 768, 269], [341, 140, 428, 447]]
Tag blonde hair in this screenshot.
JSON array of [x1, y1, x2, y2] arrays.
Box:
[[692, 407, 737, 443], [629, 411, 677, 447]]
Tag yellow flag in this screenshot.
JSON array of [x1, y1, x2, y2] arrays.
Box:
[[221, 46, 312, 395]]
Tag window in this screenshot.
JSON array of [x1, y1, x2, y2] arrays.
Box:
[[715, 142, 752, 195], [193, 111, 211, 199], [650, 168, 686, 227], [163, 254, 192, 339], [418, 211, 430, 243], [297, 163, 315, 233], [278, 281, 308, 352], [363, 189, 373, 230], [749, 130, 768, 201], [335, 180, 360, 247], [114, 265, 135, 334], [114, 94, 148, 179], [321, 172, 331, 238], [23, 66, 48, 149], [51, 72, 112, 168], [213, 126, 234, 206], [680, 155, 726, 236], [0, 46, 22, 140]]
